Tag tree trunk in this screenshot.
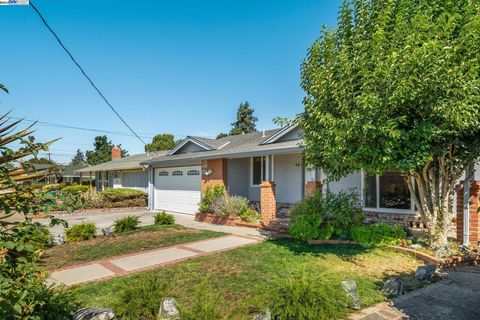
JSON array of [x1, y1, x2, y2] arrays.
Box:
[[405, 153, 463, 249]]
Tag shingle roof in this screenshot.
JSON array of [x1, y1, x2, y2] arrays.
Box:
[[142, 129, 303, 167], [75, 151, 168, 173]]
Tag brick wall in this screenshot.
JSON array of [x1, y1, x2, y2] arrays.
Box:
[[456, 185, 465, 244], [201, 159, 226, 193], [456, 180, 480, 247], [363, 211, 424, 228], [305, 181, 322, 198], [260, 181, 276, 224]]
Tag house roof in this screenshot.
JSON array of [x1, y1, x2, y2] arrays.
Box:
[[75, 151, 168, 173], [143, 127, 303, 167]]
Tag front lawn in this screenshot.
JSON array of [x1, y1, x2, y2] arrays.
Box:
[[42, 224, 224, 270], [67, 239, 425, 319]]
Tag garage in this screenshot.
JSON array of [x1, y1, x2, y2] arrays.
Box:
[[153, 166, 202, 215]]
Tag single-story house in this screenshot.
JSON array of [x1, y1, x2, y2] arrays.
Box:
[[31, 164, 91, 184]]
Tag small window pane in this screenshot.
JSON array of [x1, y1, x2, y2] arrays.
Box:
[[158, 171, 168, 176], [187, 170, 200, 176], [364, 174, 377, 208], [252, 157, 262, 185], [379, 172, 411, 209], [172, 170, 183, 176]]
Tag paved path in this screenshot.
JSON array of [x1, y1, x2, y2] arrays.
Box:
[[351, 267, 480, 320], [37, 209, 264, 239], [48, 234, 258, 287]]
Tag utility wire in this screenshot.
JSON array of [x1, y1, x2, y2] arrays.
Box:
[[29, 1, 147, 145]]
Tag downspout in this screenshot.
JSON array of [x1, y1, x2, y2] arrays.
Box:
[[463, 163, 475, 245]]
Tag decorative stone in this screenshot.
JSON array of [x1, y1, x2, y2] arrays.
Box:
[[381, 277, 404, 296], [73, 308, 115, 320], [252, 308, 271, 320], [51, 234, 64, 246], [102, 226, 114, 236], [158, 298, 180, 319], [408, 243, 423, 250], [415, 264, 436, 281], [435, 247, 454, 258], [341, 280, 361, 310]]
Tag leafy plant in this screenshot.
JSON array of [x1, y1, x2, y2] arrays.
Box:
[[11, 222, 51, 249], [114, 215, 140, 233], [199, 184, 225, 213], [351, 223, 407, 247], [61, 185, 89, 194], [289, 191, 324, 218], [154, 211, 175, 225], [323, 191, 364, 238], [211, 195, 249, 217], [269, 266, 348, 320], [239, 208, 261, 223], [66, 222, 96, 243], [100, 188, 147, 202], [288, 214, 324, 241]]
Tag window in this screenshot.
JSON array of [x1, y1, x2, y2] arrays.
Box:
[[158, 171, 168, 177], [187, 170, 200, 176], [364, 171, 412, 210], [251, 156, 267, 186], [172, 170, 183, 176]]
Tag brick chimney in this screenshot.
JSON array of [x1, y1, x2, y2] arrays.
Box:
[[111, 146, 122, 160]]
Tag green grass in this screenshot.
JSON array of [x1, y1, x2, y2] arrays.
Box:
[[67, 239, 424, 319], [41, 224, 224, 270]]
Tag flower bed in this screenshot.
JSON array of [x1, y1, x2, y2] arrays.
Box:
[[195, 212, 261, 228]]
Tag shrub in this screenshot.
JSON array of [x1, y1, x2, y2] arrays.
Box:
[[211, 195, 249, 217], [199, 184, 225, 213], [289, 191, 324, 218], [269, 267, 348, 320], [11, 222, 51, 249], [351, 222, 407, 247], [65, 222, 96, 242], [239, 208, 261, 223], [114, 215, 140, 233], [288, 214, 326, 241], [154, 211, 175, 225], [61, 185, 89, 194], [323, 191, 364, 238], [100, 188, 147, 202], [42, 183, 65, 192]]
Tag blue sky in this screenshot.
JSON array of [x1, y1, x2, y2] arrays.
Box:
[[0, 0, 340, 163]]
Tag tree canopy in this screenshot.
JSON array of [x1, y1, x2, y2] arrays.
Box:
[[86, 135, 127, 165], [70, 149, 86, 166], [145, 134, 178, 152], [299, 0, 480, 247], [230, 101, 258, 135]]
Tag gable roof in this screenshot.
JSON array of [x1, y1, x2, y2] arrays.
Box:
[[167, 136, 216, 155], [75, 151, 168, 173], [260, 124, 299, 144]]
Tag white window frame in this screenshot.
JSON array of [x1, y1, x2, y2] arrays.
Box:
[[360, 170, 417, 214]]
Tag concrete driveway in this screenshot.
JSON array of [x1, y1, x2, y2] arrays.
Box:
[[36, 209, 264, 239]]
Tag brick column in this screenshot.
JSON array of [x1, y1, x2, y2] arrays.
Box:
[[260, 181, 276, 225], [457, 180, 480, 247], [201, 158, 227, 193], [305, 181, 322, 198]]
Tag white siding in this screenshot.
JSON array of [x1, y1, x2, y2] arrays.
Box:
[[274, 154, 303, 203]]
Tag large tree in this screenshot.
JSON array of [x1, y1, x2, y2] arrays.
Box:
[[85, 135, 127, 165], [230, 101, 258, 135], [145, 134, 177, 152], [299, 0, 480, 248], [70, 149, 86, 166]]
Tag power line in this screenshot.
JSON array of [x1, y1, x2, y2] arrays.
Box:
[[29, 1, 147, 145]]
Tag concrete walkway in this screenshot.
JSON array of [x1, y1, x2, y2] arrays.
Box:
[[351, 267, 480, 320], [48, 234, 258, 287]]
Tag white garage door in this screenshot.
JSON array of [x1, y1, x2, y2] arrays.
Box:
[[154, 166, 201, 215]]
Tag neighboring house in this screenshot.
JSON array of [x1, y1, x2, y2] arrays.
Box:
[[74, 147, 166, 192], [32, 164, 91, 184]]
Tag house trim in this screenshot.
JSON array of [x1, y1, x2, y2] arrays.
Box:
[[167, 136, 215, 156], [261, 124, 298, 145]]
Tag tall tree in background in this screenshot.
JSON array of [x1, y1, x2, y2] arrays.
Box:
[[86, 135, 127, 165], [230, 101, 258, 135], [70, 149, 86, 166], [299, 0, 480, 248], [145, 134, 177, 152]]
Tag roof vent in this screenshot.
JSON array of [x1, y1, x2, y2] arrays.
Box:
[[262, 129, 266, 138]]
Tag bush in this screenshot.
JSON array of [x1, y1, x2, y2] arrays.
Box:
[[288, 214, 333, 241], [114, 215, 140, 233], [100, 188, 147, 202], [211, 195, 249, 217], [269, 267, 348, 320], [154, 211, 175, 225], [323, 191, 364, 238], [42, 183, 65, 192], [65, 222, 97, 243], [351, 222, 407, 247], [239, 208, 261, 223], [11, 222, 51, 249], [199, 184, 225, 213], [289, 191, 324, 218], [61, 185, 89, 194]]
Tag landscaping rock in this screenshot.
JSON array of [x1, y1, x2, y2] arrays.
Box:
[[408, 243, 423, 250], [381, 277, 404, 296], [341, 280, 361, 310], [158, 298, 180, 319], [435, 247, 454, 258], [102, 226, 114, 236], [415, 264, 436, 281], [459, 244, 471, 254], [51, 234, 64, 246], [73, 308, 115, 320], [252, 308, 271, 320]]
